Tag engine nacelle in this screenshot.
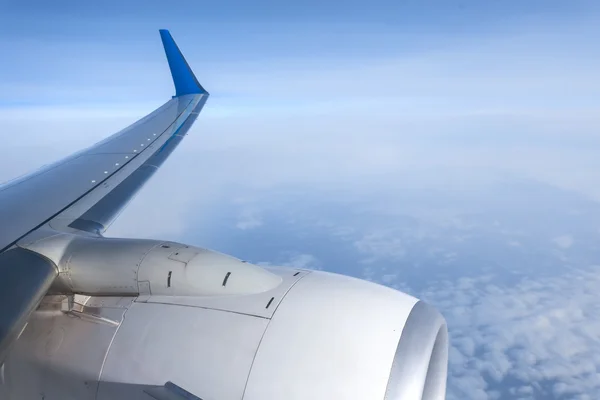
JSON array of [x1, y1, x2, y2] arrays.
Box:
[[20, 233, 282, 297], [1, 233, 448, 400]]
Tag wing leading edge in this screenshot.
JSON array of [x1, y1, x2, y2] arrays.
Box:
[[0, 30, 209, 252]]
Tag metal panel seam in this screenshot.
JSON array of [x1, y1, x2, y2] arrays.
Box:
[[240, 271, 313, 399], [135, 300, 271, 320], [93, 298, 135, 400], [134, 241, 170, 295], [0, 154, 86, 193], [0, 97, 196, 254]]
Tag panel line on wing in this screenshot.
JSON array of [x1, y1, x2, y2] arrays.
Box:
[[82, 97, 196, 194], [0, 96, 200, 253], [0, 30, 209, 252]]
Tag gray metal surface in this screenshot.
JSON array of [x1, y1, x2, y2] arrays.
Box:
[[66, 97, 206, 233], [140, 266, 308, 319], [144, 381, 204, 400], [0, 295, 132, 400], [384, 301, 448, 400], [243, 271, 420, 400], [136, 243, 283, 297], [97, 302, 269, 400], [1, 268, 448, 400], [0, 92, 207, 251], [0, 248, 58, 364], [0, 29, 449, 400], [19, 234, 287, 306]]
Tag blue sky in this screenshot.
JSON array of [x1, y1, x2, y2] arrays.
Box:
[[2, 1, 600, 107], [2, 1, 600, 399]]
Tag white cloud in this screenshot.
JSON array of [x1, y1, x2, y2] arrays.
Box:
[[354, 231, 407, 263], [411, 265, 600, 399], [4, 18, 600, 211], [380, 273, 398, 284], [235, 207, 263, 230], [283, 253, 320, 270], [553, 235, 574, 249], [2, 18, 600, 400]]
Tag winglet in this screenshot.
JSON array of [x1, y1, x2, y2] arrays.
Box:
[[159, 29, 207, 97]]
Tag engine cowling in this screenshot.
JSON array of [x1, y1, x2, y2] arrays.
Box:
[[0, 233, 448, 400]]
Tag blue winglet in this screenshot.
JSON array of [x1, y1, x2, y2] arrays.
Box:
[[159, 29, 207, 97]]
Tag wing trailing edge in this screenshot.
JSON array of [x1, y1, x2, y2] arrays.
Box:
[[159, 29, 208, 97]]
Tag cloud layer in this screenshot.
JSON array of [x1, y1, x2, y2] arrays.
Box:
[[414, 266, 600, 400], [1, 5, 600, 399]]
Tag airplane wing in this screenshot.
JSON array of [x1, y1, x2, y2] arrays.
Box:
[[0, 30, 208, 363], [0, 30, 449, 400], [0, 29, 209, 253]]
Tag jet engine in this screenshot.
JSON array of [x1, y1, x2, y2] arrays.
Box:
[[0, 232, 448, 400]]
